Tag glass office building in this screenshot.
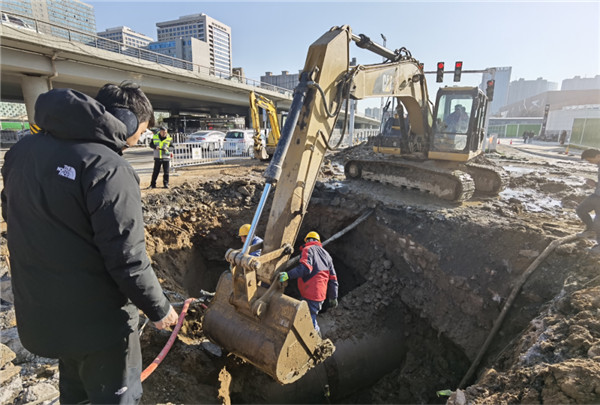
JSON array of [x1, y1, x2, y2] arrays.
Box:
[[97, 26, 153, 49], [0, 0, 96, 43], [155, 14, 232, 75]]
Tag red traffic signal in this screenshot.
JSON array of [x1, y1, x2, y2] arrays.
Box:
[[486, 79, 495, 101], [453, 61, 463, 82], [436, 62, 444, 83]]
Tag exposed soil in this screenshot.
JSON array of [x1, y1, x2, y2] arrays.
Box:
[[1, 143, 599, 404]]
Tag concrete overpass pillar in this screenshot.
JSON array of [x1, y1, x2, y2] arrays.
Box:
[[21, 75, 50, 125]]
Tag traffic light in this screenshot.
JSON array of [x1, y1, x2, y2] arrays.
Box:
[[486, 79, 495, 101], [453, 61, 463, 82], [436, 62, 444, 83]]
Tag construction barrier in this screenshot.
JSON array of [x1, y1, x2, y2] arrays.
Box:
[[171, 140, 254, 168]]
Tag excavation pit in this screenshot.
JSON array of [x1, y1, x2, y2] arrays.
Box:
[[2, 147, 599, 404], [137, 162, 599, 404]]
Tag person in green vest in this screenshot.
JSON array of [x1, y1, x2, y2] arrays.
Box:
[[149, 126, 172, 188]]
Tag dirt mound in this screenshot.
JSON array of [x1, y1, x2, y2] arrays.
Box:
[[452, 284, 600, 404]]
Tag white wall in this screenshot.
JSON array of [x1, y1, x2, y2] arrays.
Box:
[[546, 106, 600, 133]]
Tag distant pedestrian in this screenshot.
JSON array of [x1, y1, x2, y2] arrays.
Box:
[[523, 131, 528, 144], [149, 126, 172, 189], [559, 130, 567, 145], [576, 148, 600, 255]]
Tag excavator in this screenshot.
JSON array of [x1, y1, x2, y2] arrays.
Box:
[[203, 25, 504, 385], [249, 91, 282, 160], [344, 82, 506, 201]]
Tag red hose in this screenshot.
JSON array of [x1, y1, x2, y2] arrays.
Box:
[[141, 297, 195, 382]]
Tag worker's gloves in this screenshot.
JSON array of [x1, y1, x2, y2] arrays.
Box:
[[329, 298, 338, 309], [279, 272, 289, 283]]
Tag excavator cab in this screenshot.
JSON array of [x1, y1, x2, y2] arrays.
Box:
[[429, 87, 488, 162]]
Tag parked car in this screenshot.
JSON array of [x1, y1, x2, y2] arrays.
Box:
[[223, 129, 255, 156], [137, 129, 154, 146], [186, 130, 226, 151]]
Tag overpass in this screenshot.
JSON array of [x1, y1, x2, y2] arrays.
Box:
[[0, 19, 380, 128]]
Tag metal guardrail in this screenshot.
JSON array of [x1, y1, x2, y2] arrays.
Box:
[[171, 140, 254, 167], [0, 11, 293, 97], [330, 128, 380, 148], [170, 129, 380, 168]]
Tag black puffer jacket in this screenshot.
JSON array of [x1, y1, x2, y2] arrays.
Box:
[[1, 89, 171, 357]]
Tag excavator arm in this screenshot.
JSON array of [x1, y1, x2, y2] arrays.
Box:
[[203, 25, 432, 384]]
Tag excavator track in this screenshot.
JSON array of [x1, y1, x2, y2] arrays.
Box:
[[464, 161, 509, 196], [344, 158, 476, 202]]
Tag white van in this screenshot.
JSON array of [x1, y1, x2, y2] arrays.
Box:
[[223, 129, 255, 156]]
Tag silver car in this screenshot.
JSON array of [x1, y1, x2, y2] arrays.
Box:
[[186, 130, 226, 151]]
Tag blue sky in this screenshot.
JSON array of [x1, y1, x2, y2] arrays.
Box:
[[90, 1, 600, 110]]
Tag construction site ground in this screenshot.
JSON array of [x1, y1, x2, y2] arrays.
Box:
[[1, 139, 599, 404]]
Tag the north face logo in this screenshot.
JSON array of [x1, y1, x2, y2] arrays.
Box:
[[57, 165, 76, 180]]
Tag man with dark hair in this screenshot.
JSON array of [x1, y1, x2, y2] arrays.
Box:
[[576, 148, 600, 254], [1, 81, 178, 404]]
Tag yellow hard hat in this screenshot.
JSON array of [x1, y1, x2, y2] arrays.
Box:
[[305, 231, 320, 242], [239, 224, 251, 237]]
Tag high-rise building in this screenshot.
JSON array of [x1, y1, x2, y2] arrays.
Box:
[[1, 0, 96, 43], [97, 26, 153, 49], [147, 37, 209, 70], [260, 71, 300, 91], [479, 66, 512, 116], [561, 75, 600, 91], [154, 14, 232, 75], [364, 107, 382, 120], [507, 77, 558, 105]]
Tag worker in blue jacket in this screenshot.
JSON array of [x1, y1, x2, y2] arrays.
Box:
[[279, 231, 338, 333], [239, 223, 263, 257]]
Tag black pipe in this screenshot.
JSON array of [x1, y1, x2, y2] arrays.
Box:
[[263, 72, 310, 184]]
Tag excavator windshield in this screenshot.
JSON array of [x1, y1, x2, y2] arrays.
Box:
[[431, 88, 482, 153]]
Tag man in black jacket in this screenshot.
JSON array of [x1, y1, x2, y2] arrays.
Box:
[[1, 82, 178, 404]]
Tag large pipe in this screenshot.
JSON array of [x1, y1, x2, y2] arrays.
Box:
[[238, 323, 407, 403], [285, 209, 374, 270]]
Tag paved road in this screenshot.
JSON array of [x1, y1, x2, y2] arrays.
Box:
[[497, 138, 583, 161], [123, 146, 155, 173]]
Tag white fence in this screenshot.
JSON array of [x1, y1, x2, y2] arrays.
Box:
[[171, 140, 254, 168], [170, 129, 380, 168]]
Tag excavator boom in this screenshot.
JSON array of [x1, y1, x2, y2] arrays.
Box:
[[204, 26, 353, 384]]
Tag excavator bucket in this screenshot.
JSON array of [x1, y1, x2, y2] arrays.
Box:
[[203, 271, 334, 384]]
